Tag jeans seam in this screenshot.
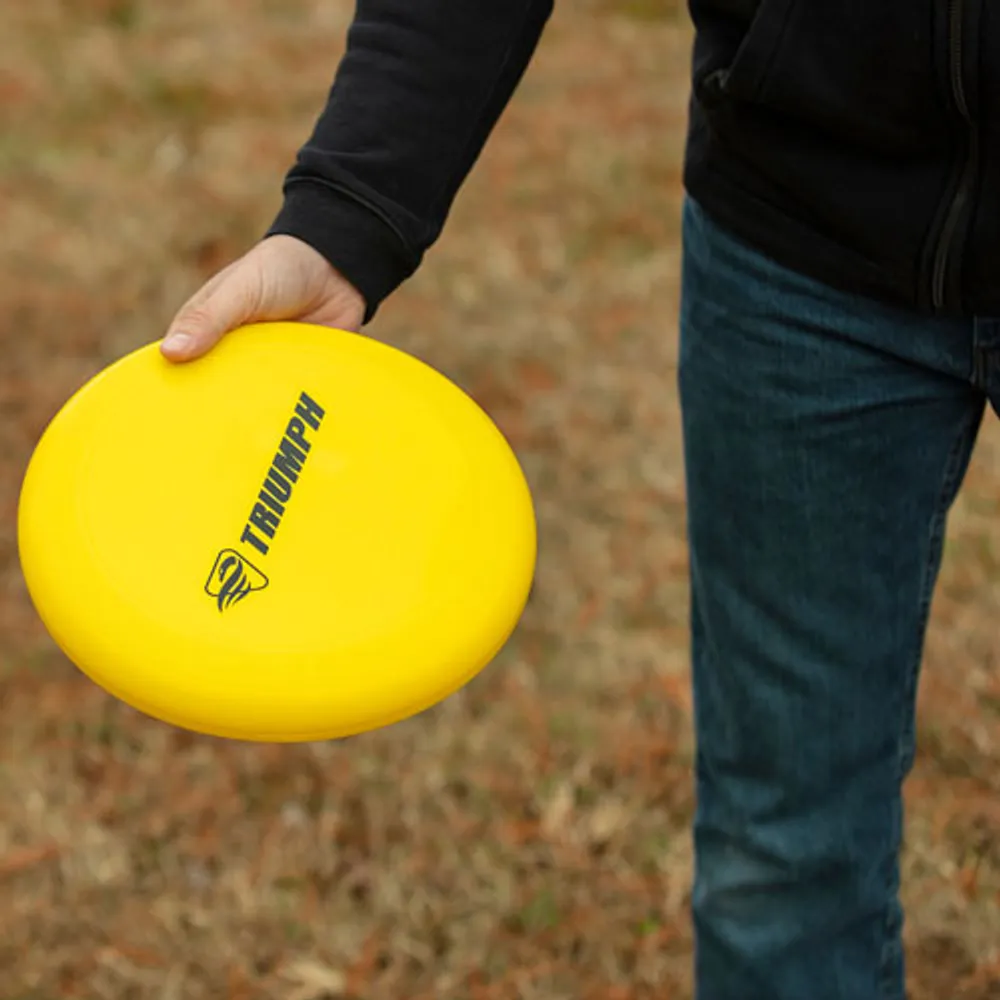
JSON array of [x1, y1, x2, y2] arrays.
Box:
[[877, 405, 979, 997]]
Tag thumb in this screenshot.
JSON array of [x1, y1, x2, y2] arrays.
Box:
[[161, 259, 259, 362]]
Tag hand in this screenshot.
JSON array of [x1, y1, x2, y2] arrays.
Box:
[[160, 235, 367, 363]]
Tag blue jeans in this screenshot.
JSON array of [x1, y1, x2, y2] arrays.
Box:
[[678, 197, 997, 999]]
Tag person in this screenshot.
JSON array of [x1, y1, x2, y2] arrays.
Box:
[[160, 3, 999, 998]]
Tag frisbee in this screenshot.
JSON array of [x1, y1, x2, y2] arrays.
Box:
[[17, 321, 536, 742]]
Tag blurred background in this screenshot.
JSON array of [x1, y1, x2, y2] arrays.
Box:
[[1, 2, 998, 997]]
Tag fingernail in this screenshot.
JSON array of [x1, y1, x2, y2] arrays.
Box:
[[163, 331, 192, 353]]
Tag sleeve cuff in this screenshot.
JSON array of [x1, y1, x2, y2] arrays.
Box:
[[264, 179, 420, 324]]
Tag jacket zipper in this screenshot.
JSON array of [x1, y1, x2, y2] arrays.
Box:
[[930, 0, 977, 311]]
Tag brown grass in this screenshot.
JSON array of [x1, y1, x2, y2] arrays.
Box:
[[1, 1, 997, 997]]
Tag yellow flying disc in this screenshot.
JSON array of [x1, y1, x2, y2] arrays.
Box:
[[17, 321, 536, 742]]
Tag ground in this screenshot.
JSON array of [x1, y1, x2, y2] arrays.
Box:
[[1, 2, 998, 997]]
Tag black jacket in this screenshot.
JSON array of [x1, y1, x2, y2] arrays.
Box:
[[267, 1, 996, 321]]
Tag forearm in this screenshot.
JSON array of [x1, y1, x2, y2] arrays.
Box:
[[267, 0, 554, 320]]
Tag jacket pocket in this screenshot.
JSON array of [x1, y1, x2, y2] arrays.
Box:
[[702, 1, 950, 156], [694, 0, 795, 108]]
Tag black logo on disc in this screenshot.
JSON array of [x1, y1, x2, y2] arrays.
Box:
[[204, 390, 325, 612], [206, 549, 269, 611]]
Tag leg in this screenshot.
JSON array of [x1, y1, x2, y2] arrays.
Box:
[[677, 197, 984, 1000]]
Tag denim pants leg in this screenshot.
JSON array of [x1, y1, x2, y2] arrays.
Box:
[[677, 196, 992, 1000]]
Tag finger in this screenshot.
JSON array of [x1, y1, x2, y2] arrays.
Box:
[[161, 259, 259, 362]]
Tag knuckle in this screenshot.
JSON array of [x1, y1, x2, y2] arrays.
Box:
[[177, 305, 214, 329]]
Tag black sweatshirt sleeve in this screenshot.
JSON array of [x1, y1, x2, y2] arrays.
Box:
[[265, 1, 555, 322]]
